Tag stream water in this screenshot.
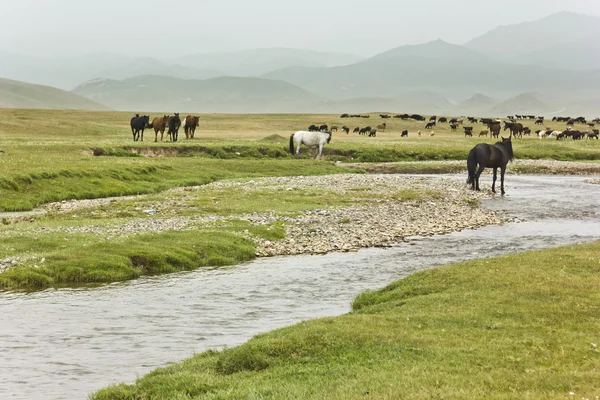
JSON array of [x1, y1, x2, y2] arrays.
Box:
[[1, 175, 599, 399]]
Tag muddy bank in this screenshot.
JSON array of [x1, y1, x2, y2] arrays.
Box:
[[340, 159, 600, 175]]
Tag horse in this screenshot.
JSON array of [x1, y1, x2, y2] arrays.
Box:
[[341, 126, 350, 134], [401, 130, 408, 137], [167, 113, 181, 142], [368, 129, 377, 137], [184, 115, 200, 139], [289, 130, 332, 160], [130, 115, 150, 142], [150, 115, 169, 142], [376, 123, 386, 131], [466, 136, 514, 195]]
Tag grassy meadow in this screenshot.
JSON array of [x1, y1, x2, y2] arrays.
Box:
[[92, 241, 600, 400], [0, 108, 599, 290], [1, 108, 600, 212]]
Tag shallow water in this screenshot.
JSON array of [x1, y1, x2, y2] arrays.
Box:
[[1, 175, 599, 400]]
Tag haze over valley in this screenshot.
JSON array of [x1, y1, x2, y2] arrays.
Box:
[[1, 4, 599, 116]]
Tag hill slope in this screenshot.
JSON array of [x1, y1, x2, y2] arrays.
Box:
[[508, 36, 600, 70], [263, 39, 598, 101], [0, 78, 110, 110], [465, 12, 600, 59], [72, 75, 323, 112], [174, 47, 365, 76]]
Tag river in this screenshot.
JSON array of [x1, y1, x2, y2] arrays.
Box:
[[1, 175, 599, 399]]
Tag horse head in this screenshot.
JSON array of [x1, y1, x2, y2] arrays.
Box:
[[326, 131, 332, 143]]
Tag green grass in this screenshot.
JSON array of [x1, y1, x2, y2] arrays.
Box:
[[1, 109, 600, 212], [0, 220, 286, 290], [0, 179, 431, 290], [92, 241, 600, 400]]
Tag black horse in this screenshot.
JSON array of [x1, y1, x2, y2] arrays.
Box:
[[167, 113, 181, 142], [130, 114, 150, 142], [466, 136, 513, 195]]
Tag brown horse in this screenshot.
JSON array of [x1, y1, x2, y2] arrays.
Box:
[[150, 115, 169, 142], [184, 115, 200, 139]]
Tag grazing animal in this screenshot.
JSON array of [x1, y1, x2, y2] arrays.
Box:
[[489, 123, 501, 139], [438, 117, 448, 123], [450, 123, 458, 131], [184, 115, 200, 139], [379, 114, 391, 119], [376, 123, 387, 131], [359, 126, 372, 135], [401, 130, 408, 137], [353, 127, 360, 133], [429, 115, 437, 121], [466, 136, 514, 195], [319, 124, 329, 132], [425, 121, 436, 129], [464, 130, 473, 137], [150, 115, 169, 142], [535, 118, 544, 125], [369, 129, 377, 137], [167, 113, 181, 142], [340, 114, 349, 118], [330, 126, 338, 132], [308, 124, 319, 132], [289, 130, 332, 160], [130, 114, 150, 142], [342, 126, 350, 134], [479, 130, 488, 137]]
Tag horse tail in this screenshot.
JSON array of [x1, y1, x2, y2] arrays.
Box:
[[466, 147, 477, 184], [289, 133, 295, 155]]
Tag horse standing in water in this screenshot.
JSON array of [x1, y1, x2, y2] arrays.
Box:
[[466, 136, 514, 195], [289, 130, 332, 160]]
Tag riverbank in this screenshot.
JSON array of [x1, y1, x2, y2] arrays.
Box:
[[339, 159, 600, 175], [92, 240, 600, 399], [0, 174, 504, 289]]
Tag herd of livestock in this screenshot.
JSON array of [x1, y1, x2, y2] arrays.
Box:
[[130, 113, 199, 142], [130, 112, 600, 143], [334, 113, 600, 140]]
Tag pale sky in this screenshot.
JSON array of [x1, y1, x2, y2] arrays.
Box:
[[1, 0, 599, 58]]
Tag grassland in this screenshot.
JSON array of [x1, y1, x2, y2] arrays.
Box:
[[1, 109, 600, 213], [92, 241, 600, 399], [1, 109, 599, 290]]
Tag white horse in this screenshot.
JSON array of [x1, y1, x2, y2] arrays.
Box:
[[289, 130, 332, 160]]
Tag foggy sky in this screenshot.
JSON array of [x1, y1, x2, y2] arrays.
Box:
[[2, 0, 599, 58]]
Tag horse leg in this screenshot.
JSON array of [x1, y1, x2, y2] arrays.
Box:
[[317, 144, 324, 160], [140, 129, 144, 142], [474, 165, 485, 191], [491, 167, 497, 193], [500, 166, 506, 195]]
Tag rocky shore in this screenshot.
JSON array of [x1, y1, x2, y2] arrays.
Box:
[[340, 159, 600, 175], [0, 174, 506, 273]]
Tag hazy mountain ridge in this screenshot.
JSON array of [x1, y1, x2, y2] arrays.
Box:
[[72, 75, 323, 113], [0, 78, 109, 110], [465, 11, 600, 59]]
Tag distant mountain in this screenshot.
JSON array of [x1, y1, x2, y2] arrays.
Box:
[[459, 94, 498, 116], [93, 57, 223, 81], [0, 52, 131, 90], [508, 36, 600, 70], [263, 39, 600, 102], [174, 47, 364, 76], [489, 93, 554, 116], [0, 78, 109, 110], [263, 40, 505, 100], [465, 12, 600, 59], [72, 75, 323, 113]]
